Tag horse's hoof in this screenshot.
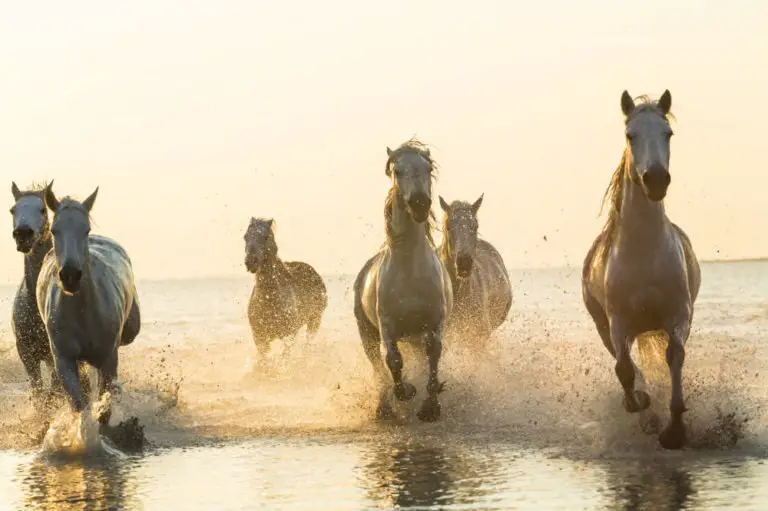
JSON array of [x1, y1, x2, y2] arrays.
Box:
[[622, 390, 651, 413], [639, 410, 662, 435], [394, 382, 417, 402], [417, 399, 441, 423], [659, 420, 687, 450], [375, 403, 395, 421]]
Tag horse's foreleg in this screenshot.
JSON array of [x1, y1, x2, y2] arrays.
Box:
[[659, 322, 689, 449], [610, 318, 650, 413], [417, 328, 444, 422], [96, 352, 118, 426], [381, 325, 416, 402], [53, 353, 86, 413]]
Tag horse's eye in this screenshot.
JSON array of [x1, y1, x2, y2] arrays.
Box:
[[9, 208, 14, 215], [40, 208, 45, 214]]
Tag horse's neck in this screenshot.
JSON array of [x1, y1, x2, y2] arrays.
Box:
[[440, 242, 461, 292], [617, 161, 668, 246], [255, 258, 288, 288], [23, 236, 52, 291], [387, 194, 431, 256]]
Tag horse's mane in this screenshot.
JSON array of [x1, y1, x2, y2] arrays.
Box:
[[17, 181, 48, 198], [383, 138, 438, 248], [596, 95, 674, 263]]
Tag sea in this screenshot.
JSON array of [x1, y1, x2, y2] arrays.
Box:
[[0, 261, 767, 510]]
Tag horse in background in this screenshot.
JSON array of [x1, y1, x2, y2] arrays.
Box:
[[582, 90, 700, 449], [37, 185, 142, 435], [438, 194, 512, 344], [353, 139, 453, 422], [244, 217, 328, 361], [10, 180, 91, 407]]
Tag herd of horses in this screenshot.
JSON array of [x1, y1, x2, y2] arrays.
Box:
[[7, 90, 699, 451]]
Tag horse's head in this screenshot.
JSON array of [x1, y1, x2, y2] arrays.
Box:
[[244, 217, 277, 273], [10, 181, 51, 254], [386, 143, 435, 223], [46, 186, 98, 295], [621, 89, 674, 202], [440, 194, 483, 278]]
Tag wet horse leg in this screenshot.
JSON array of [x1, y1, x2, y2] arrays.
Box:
[[417, 328, 444, 422], [381, 324, 416, 402], [53, 352, 87, 413], [659, 321, 689, 449], [356, 317, 393, 419], [96, 352, 118, 426], [610, 318, 650, 413]]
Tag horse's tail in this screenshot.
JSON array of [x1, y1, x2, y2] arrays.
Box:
[[637, 331, 669, 379]]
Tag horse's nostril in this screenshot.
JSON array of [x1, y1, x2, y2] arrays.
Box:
[[13, 227, 33, 239]]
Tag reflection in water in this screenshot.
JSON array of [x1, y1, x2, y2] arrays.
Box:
[[360, 438, 495, 509], [18, 454, 139, 511], [604, 462, 695, 511]]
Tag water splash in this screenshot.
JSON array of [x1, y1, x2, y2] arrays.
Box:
[[40, 392, 125, 458]]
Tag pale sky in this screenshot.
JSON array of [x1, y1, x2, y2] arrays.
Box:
[[1, 1, 766, 283]]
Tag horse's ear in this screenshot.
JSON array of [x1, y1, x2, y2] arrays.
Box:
[[44, 184, 60, 212], [11, 182, 21, 200], [471, 193, 484, 215], [657, 89, 672, 115], [82, 187, 99, 212], [267, 218, 274, 229], [386, 147, 393, 157], [439, 196, 450, 212], [621, 90, 635, 117]]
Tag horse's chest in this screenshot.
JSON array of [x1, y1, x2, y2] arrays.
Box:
[[249, 285, 299, 334]]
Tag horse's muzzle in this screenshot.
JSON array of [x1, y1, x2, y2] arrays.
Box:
[[641, 167, 670, 202], [456, 255, 473, 278], [12, 226, 35, 253], [407, 195, 432, 223], [59, 267, 83, 294]]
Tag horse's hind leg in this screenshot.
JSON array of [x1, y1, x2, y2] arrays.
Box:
[[658, 321, 690, 450], [417, 327, 445, 422], [610, 318, 650, 413]]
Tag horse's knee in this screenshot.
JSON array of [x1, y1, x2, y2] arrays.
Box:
[[665, 342, 685, 367]]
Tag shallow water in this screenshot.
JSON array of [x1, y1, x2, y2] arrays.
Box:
[[1, 261, 767, 509]]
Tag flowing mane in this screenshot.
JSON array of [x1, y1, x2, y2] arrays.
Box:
[[383, 138, 439, 248]]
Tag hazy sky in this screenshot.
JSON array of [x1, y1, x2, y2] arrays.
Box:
[[1, 1, 766, 283]]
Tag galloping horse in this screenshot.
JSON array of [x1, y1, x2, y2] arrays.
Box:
[[37, 185, 141, 429], [10, 181, 91, 405], [244, 217, 328, 360], [353, 139, 453, 422], [582, 90, 700, 449], [438, 194, 512, 343]]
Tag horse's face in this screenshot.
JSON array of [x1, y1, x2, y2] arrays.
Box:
[[622, 90, 674, 202], [440, 195, 483, 278], [10, 183, 49, 254], [46, 187, 98, 295], [244, 218, 277, 272], [387, 149, 433, 223]]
